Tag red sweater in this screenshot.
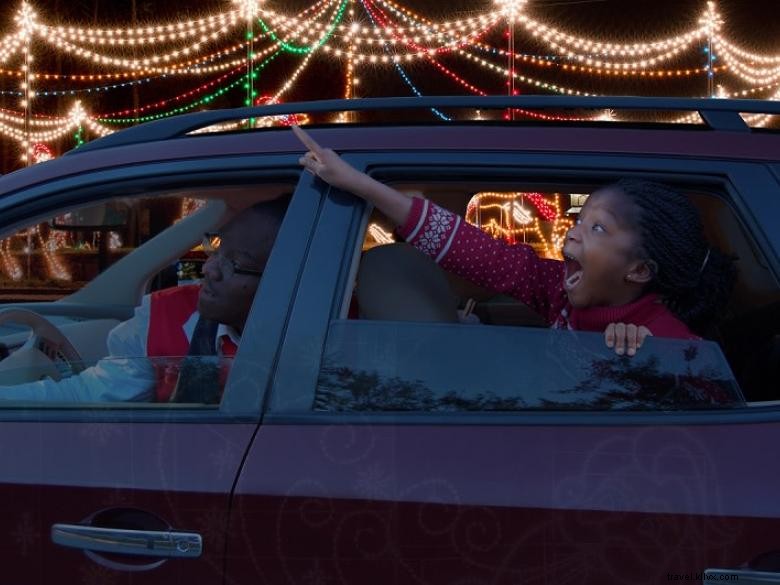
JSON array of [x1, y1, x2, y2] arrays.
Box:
[[398, 198, 697, 340]]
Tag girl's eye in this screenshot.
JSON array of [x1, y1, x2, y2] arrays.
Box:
[[592, 223, 606, 233], [575, 217, 583, 225]]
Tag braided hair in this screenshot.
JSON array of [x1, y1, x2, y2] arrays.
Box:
[[606, 179, 736, 336]]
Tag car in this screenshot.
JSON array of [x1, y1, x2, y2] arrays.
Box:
[[0, 95, 778, 584]]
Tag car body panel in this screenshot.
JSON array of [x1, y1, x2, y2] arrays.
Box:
[[1, 421, 255, 582], [229, 422, 780, 584], [4, 125, 780, 197], [0, 98, 777, 583]]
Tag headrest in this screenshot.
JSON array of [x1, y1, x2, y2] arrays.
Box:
[[356, 243, 459, 323]]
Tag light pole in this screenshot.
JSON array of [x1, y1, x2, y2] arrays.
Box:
[[699, 1, 722, 98], [234, 0, 261, 123], [15, 2, 38, 166], [494, 0, 527, 120]]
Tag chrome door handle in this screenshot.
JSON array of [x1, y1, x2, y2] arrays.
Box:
[[51, 523, 202, 558], [705, 569, 780, 584]]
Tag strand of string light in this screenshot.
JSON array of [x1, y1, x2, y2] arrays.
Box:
[[264, 0, 500, 48], [96, 64, 246, 118], [97, 49, 282, 123], [713, 38, 780, 85], [264, 0, 354, 107], [0, 41, 245, 79], [256, 0, 501, 57], [365, 0, 503, 57], [36, 21, 243, 69], [364, 0, 588, 119], [712, 34, 780, 64], [516, 14, 706, 59], [357, 0, 450, 120], [257, 0, 348, 55], [38, 10, 241, 44], [374, 0, 593, 96], [370, 0, 593, 97], [375, 0, 724, 77]]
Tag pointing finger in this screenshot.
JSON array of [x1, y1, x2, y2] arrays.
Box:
[[291, 125, 324, 156]]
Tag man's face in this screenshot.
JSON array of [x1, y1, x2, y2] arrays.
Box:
[[197, 210, 277, 332]]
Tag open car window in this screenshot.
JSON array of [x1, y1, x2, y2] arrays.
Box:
[[0, 181, 295, 408], [308, 174, 777, 412]]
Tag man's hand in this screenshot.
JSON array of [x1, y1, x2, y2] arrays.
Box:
[[604, 322, 652, 356], [292, 125, 363, 191]]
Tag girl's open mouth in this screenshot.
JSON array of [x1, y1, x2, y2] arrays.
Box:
[[563, 253, 583, 292]]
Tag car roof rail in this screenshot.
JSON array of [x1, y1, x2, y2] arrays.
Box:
[[72, 95, 780, 154]]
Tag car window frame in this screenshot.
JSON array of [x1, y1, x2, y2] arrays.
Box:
[[267, 149, 780, 426], [0, 153, 315, 423]]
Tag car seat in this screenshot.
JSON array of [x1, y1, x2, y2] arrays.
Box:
[[356, 243, 459, 323]]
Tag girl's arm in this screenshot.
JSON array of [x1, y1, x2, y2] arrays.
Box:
[[292, 126, 412, 226]]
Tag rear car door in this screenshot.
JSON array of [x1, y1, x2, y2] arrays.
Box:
[[228, 151, 780, 584]]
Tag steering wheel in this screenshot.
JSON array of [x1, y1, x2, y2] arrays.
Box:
[[0, 308, 85, 384]]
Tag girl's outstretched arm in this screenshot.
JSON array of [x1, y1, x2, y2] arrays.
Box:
[[292, 125, 412, 226]]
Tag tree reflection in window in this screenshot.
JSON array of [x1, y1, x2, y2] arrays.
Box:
[[315, 343, 742, 412]]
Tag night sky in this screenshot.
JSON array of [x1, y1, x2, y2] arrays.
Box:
[[1, 0, 778, 171]]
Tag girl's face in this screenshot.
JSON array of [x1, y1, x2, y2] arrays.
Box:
[[561, 188, 650, 308]]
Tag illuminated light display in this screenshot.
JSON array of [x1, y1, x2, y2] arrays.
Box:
[[0, 0, 776, 161], [0, 239, 24, 281], [465, 191, 573, 259], [367, 223, 395, 246], [31, 142, 52, 162]]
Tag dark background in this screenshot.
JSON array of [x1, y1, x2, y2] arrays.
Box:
[[1, 0, 778, 172]]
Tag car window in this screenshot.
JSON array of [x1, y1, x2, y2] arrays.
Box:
[[315, 321, 743, 411], [0, 183, 294, 408], [310, 178, 775, 412], [0, 195, 205, 303]]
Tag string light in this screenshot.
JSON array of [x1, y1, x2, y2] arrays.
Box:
[[367, 223, 394, 244], [465, 192, 574, 259], [0, 0, 777, 158]]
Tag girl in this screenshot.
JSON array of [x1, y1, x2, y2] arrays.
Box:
[[292, 126, 736, 356]]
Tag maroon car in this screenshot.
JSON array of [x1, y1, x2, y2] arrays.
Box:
[[0, 96, 778, 584]]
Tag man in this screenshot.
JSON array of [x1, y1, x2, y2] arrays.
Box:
[[0, 197, 289, 403]]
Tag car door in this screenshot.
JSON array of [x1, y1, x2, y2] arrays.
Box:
[[227, 153, 780, 584], [0, 157, 314, 583]]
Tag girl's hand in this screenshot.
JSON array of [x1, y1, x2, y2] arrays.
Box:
[[292, 125, 363, 191], [604, 322, 652, 356], [290, 125, 414, 226]]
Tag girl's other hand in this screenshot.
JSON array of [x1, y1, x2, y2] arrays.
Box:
[[604, 322, 652, 356], [292, 125, 362, 190]]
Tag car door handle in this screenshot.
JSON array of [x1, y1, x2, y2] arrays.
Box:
[[705, 569, 780, 584], [51, 523, 202, 559]]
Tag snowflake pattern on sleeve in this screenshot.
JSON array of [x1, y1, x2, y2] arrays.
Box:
[[400, 197, 569, 325]]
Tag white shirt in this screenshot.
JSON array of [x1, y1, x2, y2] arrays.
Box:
[[0, 293, 240, 403]]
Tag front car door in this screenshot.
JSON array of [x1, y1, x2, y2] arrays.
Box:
[[0, 156, 313, 583]]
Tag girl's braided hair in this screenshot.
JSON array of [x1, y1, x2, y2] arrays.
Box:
[[606, 179, 736, 335]]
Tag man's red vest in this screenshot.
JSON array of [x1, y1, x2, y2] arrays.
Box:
[[146, 285, 237, 402]]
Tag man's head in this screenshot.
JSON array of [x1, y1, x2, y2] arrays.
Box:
[[197, 196, 289, 332]]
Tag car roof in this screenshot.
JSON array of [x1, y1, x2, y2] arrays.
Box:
[[1, 96, 779, 197]]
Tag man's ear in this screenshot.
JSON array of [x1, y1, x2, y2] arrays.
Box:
[[625, 259, 656, 284]]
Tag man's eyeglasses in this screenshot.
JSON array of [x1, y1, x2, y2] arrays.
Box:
[[201, 233, 263, 278]]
